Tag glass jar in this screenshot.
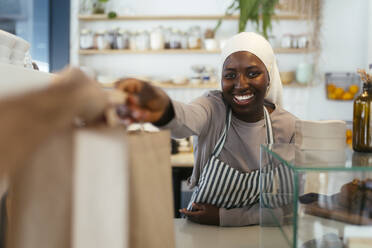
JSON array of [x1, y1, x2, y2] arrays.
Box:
[[169, 28, 181, 49], [164, 27, 172, 49], [129, 31, 137, 50], [280, 34, 292, 48], [94, 30, 109, 50], [135, 30, 150, 51], [188, 26, 202, 49], [105, 29, 115, 49], [353, 82, 372, 152], [180, 31, 188, 49], [114, 29, 129, 49], [80, 0, 93, 14], [80, 29, 94, 49], [150, 26, 164, 50]]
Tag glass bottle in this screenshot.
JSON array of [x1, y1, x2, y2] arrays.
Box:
[[353, 81, 372, 152]]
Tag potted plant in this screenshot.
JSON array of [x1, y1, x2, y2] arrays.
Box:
[[93, 0, 109, 14], [214, 0, 279, 39]]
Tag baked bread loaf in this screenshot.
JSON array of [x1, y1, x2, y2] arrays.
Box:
[[339, 179, 372, 216]]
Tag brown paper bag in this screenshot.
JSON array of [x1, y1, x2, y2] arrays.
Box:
[[6, 128, 174, 248]]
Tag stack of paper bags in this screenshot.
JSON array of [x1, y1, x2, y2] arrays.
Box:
[[0, 30, 31, 67], [295, 120, 346, 150], [6, 128, 175, 248], [295, 120, 347, 194]]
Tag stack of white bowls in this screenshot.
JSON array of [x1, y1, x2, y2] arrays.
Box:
[[0, 30, 31, 67]]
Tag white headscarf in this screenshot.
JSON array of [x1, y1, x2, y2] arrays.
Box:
[[220, 32, 283, 106]]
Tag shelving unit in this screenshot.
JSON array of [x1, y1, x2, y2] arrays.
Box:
[[78, 14, 307, 21], [73, 10, 317, 93], [79, 48, 316, 55], [79, 49, 220, 55]]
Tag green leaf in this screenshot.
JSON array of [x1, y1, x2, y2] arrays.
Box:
[[108, 11, 117, 19], [216, 0, 278, 37], [260, 0, 278, 38], [239, 0, 260, 32]]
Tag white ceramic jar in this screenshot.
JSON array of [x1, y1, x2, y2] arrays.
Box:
[[204, 39, 218, 51], [150, 26, 164, 50]]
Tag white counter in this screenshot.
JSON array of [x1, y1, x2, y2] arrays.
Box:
[[174, 219, 289, 248]]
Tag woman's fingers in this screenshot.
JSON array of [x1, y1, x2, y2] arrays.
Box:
[[191, 203, 204, 211], [115, 78, 144, 93]]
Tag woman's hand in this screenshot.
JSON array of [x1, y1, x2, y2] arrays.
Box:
[[115, 78, 171, 125], [179, 203, 220, 226]]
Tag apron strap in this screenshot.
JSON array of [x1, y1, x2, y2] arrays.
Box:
[[212, 108, 232, 157], [263, 106, 274, 145]]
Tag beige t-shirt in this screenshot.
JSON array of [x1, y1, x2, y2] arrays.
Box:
[[163, 90, 297, 226]]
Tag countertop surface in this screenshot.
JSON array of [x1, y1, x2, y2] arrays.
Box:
[[171, 152, 194, 167], [173, 219, 289, 248]]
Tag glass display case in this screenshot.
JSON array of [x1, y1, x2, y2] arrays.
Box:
[[259, 144, 372, 248]]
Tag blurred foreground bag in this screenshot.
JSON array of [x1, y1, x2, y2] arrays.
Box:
[[6, 128, 174, 248]]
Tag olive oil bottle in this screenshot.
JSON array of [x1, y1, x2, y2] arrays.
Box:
[[353, 70, 372, 152]]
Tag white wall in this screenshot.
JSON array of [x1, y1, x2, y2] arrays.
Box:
[[70, 0, 370, 121], [283, 0, 368, 121], [319, 0, 368, 72]]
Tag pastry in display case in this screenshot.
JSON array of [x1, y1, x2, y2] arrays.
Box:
[[259, 144, 372, 248]]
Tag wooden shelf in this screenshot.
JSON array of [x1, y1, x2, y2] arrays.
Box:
[[79, 49, 220, 55], [100, 81, 219, 89], [79, 48, 315, 55], [79, 14, 307, 21]]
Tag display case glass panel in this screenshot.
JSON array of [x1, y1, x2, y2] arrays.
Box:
[[260, 144, 372, 248]]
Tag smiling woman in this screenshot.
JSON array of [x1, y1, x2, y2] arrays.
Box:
[[222, 51, 270, 122], [116, 32, 297, 227]]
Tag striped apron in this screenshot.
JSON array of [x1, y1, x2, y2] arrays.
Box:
[[187, 106, 292, 211]]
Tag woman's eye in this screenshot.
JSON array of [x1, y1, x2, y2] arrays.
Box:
[[247, 71, 260, 78], [224, 73, 236, 79]]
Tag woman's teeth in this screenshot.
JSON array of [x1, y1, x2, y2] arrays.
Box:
[[234, 94, 253, 101]]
